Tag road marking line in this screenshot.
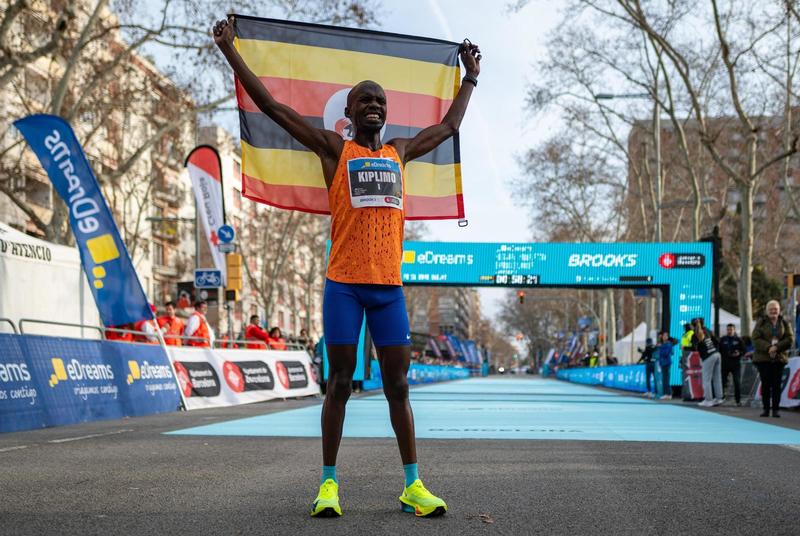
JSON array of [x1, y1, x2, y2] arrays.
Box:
[[781, 444, 800, 453], [0, 445, 28, 453], [48, 429, 133, 444]]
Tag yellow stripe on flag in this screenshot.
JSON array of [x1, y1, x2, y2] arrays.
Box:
[[235, 38, 459, 99], [241, 143, 461, 198]]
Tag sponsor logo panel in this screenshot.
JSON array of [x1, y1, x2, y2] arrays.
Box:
[[567, 253, 637, 268], [222, 361, 274, 392], [659, 253, 705, 269], [276, 360, 308, 389], [173, 361, 220, 397], [0, 359, 37, 406]]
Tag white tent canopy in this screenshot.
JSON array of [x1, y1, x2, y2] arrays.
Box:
[[613, 322, 655, 364], [713, 306, 754, 334], [0, 222, 100, 337]]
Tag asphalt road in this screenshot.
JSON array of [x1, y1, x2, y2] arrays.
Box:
[[1, 377, 799, 536]]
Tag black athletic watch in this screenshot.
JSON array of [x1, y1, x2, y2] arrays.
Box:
[[462, 73, 478, 87]]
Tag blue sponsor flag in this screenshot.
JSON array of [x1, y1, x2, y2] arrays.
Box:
[[14, 114, 151, 326]]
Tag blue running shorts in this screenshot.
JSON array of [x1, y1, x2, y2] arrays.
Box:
[[323, 278, 411, 347]]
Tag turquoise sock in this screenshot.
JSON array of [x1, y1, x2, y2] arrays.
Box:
[[321, 465, 337, 484], [403, 463, 419, 487]]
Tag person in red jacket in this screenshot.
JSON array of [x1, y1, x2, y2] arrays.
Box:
[[134, 304, 159, 344], [157, 301, 185, 346], [268, 327, 287, 350], [244, 315, 271, 349], [106, 323, 134, 342], [184, 300, 214, 347]]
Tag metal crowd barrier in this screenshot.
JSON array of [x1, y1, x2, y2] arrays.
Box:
[[19, 318, 105, 338], [14, 318, 311, 351], [0, 317, 18, 334], [212, 338, 309, 351], [214, 338, 267, 349]]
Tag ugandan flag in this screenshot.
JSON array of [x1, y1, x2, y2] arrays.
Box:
[[233, 15, 464, 220]]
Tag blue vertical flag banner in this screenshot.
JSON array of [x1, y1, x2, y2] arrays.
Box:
[[14, 114, 151, 326]]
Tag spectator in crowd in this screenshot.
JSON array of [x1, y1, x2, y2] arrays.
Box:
[[106, 323, 134, 342], [589, 347, 599, 367], [657, 331, 678, 400], [752, 300, 795, 418], [184, 300, 214, 347], [244, 315, 271, 349], [297, 328, 315, 355], [218, 333, 239, 348], [269, 326, 287, 350], [134, 304, 160, 344], [637, 338, 657, 398], [157, 301, 184, 347], [719, 323, 745, 406], [680, 322, 694, 368], [692, 317, 723, 407]]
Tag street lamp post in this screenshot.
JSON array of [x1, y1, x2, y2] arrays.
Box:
[[595, 92, 661, 240], [596, 91, 662, 336]]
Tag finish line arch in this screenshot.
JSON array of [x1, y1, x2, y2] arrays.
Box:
[[325, 240, 713, 386]]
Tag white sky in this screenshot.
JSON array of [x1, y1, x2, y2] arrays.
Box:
[[378, 1, 563, 319]]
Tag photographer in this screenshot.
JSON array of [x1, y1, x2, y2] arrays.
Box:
[[691, 318, 723, 407]]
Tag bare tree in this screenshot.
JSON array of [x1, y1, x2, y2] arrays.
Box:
[[1, 0, 379, 247], [610, 0, 799, 334]]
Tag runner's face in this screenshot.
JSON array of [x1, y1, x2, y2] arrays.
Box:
[[727, 326, 734, 336], [348, 85, 386, 133], [166, 305, 175, 317]]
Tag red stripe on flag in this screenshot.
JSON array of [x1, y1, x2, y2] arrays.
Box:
[[405, 194, 464, 220], [186, 146, 222, 182], [242, 174, 331, 214], [236, 77, 452, 129]]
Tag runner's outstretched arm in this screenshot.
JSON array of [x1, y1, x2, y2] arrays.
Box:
[[212, 16, 342, 160], [391, 40, 481, 164]]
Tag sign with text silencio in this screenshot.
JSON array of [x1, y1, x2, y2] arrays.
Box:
[[400, 241, 713, 385]]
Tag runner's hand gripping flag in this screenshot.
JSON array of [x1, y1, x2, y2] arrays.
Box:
[[232, 15, 465, 220]]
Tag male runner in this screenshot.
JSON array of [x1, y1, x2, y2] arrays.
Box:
[[213, 16, 480, 518]]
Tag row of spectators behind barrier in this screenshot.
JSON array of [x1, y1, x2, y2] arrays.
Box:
[[103, 300, 312, 352]]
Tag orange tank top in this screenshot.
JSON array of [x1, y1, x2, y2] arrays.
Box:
[[326, 140, 405, 285]]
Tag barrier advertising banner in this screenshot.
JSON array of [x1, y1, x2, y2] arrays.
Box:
[[185, 145, 227, 283], [170, 348, 319, 410], [0, 334, 181, 433], [13, 115, 152, 327], [753, 356, 800, 409], [363, 359, 473, 391], [557, 365, 648, 393]]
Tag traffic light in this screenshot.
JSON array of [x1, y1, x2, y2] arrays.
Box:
[[786, 273, 800, 291], [517, 290, 525, 304], [225, 253, 243, 301]]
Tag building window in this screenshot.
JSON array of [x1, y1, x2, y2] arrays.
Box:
[[233, 188, 242, 210], [278, 311, 285, 329], [153, 242, 164, 265]]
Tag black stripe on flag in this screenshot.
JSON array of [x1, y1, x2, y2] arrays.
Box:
[[240, 110, 459, 165], [233, 15, 460, 67]]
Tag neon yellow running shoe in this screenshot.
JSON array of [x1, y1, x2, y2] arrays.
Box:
[[310, 479, 342, 517], [399, 479, 447, 517]]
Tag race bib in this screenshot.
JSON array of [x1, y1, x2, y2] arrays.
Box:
[[347, 157, 403, 209]]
